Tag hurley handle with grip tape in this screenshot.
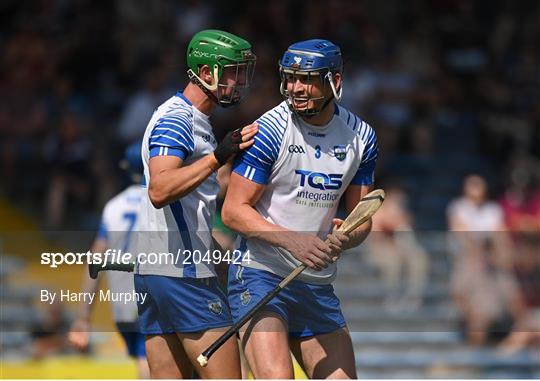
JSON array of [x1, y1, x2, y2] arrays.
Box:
[[197, 189, 385, 367], [89, 262, 135, 279]]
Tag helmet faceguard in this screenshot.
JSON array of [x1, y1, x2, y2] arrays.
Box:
[[279, 40, 343, 117], [187, 30, 256, 107], [215, 60, 256, 107]]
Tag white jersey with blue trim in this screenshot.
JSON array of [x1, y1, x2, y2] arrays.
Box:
[[98, 184, 143, 322], [233, 101, 378, 284], [136, 92, 219, 278]]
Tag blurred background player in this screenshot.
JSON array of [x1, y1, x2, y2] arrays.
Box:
[[133, 29, 257, 379], [222, 39, 378, 378], [68, 142, 149, 378]]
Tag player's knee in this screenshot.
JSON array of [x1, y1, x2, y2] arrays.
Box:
[[147, 356, 182, 378], [148, 365, 181, 379], [256, 363, 294, 379]]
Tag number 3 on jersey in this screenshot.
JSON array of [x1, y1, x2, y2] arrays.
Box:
[[315, 145, 321, 159]]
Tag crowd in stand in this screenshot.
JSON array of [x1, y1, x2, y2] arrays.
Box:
[[1, 0, 538, 228]]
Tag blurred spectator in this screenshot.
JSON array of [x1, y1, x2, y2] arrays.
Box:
[[499, 167, 540, 235], [174, 1, 212, 41], [30, 302, 71, 359], [498, 236, 540, 354], [451, 241, 524, 347], [448, 175, 522, 346], [0, 23, 50, 199], [116, 59, 173, 145], [497, 160, 540, 354], [43, 111, 94, 229], [365, 186, 429, 311], [447, 174, 512, 265], [447, 175, 504, 230]]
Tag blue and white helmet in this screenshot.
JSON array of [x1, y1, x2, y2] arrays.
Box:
[[120, 142, 143, 183], [279, 39, 343, 116]]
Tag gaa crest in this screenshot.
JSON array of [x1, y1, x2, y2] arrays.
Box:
[[240, 289, 252, 306], [333, 145, 347, 161], [207, 299, 223, 315]]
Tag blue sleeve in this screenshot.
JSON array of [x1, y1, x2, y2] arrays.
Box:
[[149, 113, 194, 160], [233, 116, 284, 185], [351, 126, 378, 185], [96, 220, 108, 240]]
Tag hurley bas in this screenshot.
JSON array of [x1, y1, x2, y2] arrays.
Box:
[[41, 289, 147, 305]]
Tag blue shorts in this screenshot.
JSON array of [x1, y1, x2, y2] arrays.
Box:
[[228, 264, 346, 338], [116, 322, 146, 358], [134, 275, 232, 335]]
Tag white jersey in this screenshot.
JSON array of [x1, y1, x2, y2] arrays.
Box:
[[447, 197, 504, 231], [98, 185, 143, 322], [136, 92, 219, 278], [446, 197, 504, 250], [233, 101, 378, 284]]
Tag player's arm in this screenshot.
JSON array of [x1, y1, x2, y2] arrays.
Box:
[[220, 117, 290, 240], [221, 173, 279, 237], [68, 237, 107, 350], [342, 184, 374, 248], [222, 173, 333, 270], [216, 161, 232, 200], [327, 123, 378, 254], [149, 155, 219, 208], [148, 124, 257, 208]]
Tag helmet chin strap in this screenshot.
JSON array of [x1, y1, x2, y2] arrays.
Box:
[[187, 65, 221, 106], [326, 71, 342, 102], [187, 65, 244, 108], [306, 72, 342, 116]]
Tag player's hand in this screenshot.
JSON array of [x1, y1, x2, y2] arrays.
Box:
[[68, 318, 90, 350], [284, 232, 333, 271], [213, 123, 258, 166], [326, 218, 350, 261]]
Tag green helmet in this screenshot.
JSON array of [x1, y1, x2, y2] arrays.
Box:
[[186, 29, 256, 107]]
